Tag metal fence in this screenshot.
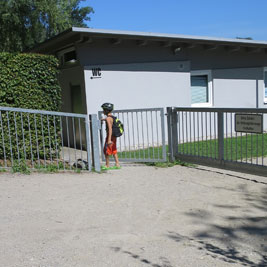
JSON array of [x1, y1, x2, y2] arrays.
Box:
[[98, 108, 166, 163], [0, 106, 101, 172], [167, 107, 267, 175]]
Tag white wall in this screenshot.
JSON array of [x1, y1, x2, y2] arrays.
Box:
[[213, 67, 263, 108], [83, 61, 191, 114]]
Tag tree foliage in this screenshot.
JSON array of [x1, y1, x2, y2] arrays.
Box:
[[0, 0, 94, 52]]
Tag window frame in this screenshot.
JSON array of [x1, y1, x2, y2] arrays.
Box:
[[263, 67, 267, 104], [190, 70, 213, 107]]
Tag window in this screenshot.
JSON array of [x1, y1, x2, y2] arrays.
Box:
[[191, 70, 212, 107], [264, 68, 267, 103]]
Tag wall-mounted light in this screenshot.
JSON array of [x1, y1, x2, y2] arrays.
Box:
[[173, 46, 182, 54]]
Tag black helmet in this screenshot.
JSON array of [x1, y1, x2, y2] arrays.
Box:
[[101, 102, 114, 112]]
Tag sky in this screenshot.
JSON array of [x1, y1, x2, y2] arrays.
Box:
[[80, 0, 267, 41]]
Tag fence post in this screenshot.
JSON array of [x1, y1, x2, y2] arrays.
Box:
[[167, 107, 178, 162], [89, 114, 101, 172], [160, 108, 167, 161], [85, 116, 92, 172], [217, 112, 224, 163], [167, 107, 174, 162]]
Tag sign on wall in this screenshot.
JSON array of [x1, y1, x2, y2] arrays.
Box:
[[235, 114, 263, 134]]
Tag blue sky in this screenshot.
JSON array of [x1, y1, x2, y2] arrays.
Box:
[[81, 0, 267, 41]]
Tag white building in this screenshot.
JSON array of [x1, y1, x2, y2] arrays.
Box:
[[31, 27, 267, 115]]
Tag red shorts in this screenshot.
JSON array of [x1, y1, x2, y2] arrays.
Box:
[[104, 136, 117, 156]]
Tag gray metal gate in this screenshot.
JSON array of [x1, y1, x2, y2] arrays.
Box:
[[98, 108, 167, 163], [0, 106, 102, 172], [167, 107, 267, 176]]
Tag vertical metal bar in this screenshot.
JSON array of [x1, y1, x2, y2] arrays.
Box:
[[179, 111, 183, 154], [127, 112, 131, 158], [246, 133, 248, 163], [262, 122, 264, 166], [34, 114, 40, 167], [72, 117, 77, 168], [40, 114, 46, 167], [53, 116, 59, 169], [185, 111, 188, 154], [90, 114, 101, 172], [0, 111, 7, 167], [27, 113, 34, 168], [47, 115, 52, 163], [85, 115, 92, 171], [141, 112, 145, 159], [146, 111, 150, 159], [66, 117, 71, 169], [231, 113, 233, 161], [136, 112, 141, 159], [20, 113, 26, 161], [98, 111, 105, 162], [218, 112, 224, 162], [160, 108, 166, 161], [132, 112, 136, 159], [182, 111, 184, 154], [122, 112, 127, 158], [193, 112, 196, 156], [251, 133, 253, 164], [236, 124, 238, 162], [225, 113, 228, 161], [209, 112, 212, 158], [167, 107, 174, 162], [201, 112, 203, 157], [60, 116, 65, 170], [155, 111, 160, 159], [7, 112, 13, 166], [14, 112, 20, 164], [117, 112, 122, 158], [214, 112, 217, 159], [172, 109, 178, 159], [189, 112, 192, 155], [256, 133, 259, 165], [205, 112, 209, 157], [240, 133, 243, 162], [78, 118, 83, 161], [150, 111, 155, 159], [197, 112, 200, 157]]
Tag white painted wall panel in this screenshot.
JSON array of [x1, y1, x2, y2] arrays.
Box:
[[83, 61, 191, 114]]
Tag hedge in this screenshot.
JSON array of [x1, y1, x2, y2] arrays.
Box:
[[0, 53, 62, 164]]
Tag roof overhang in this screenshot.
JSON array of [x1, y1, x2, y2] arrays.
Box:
[[30, 27, 267, 54]]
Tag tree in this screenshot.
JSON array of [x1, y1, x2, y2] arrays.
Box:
[[0, 0, 94, 52]]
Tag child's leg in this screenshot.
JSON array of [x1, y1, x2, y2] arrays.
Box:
[[113, 153, 120, 167], [105, 155, 110, 167]]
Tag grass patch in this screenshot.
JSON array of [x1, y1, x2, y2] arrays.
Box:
[[178, 133, 267, 160], [12, 160, 31, 175]]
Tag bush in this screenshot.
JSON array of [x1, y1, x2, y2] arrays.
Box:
[[0, 53, 62, 162]]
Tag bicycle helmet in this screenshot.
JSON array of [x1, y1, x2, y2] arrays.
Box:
[[101, 103, 114, 112]]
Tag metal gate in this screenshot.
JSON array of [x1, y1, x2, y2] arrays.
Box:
[[98, 108, 166, 163], [167, 107, 267, 176]]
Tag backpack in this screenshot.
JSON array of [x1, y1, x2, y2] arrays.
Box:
[[112, 116, 124, 137]]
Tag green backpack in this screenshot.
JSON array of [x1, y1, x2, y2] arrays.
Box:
[[112, 116, 124, 137]]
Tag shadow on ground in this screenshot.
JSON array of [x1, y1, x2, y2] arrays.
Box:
[[110, 247, 173, 267], [167, 184, 267, 267]]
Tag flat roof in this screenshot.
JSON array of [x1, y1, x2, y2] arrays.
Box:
[[30, 27, 267, 54]]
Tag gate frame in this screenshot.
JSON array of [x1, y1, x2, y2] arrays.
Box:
[[167, 106, 267, 177], [98, 107, 167, 163]]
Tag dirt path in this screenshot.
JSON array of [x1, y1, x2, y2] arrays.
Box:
[[0, 164, 266, 267]]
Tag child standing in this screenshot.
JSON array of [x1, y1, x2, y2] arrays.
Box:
[[101, 103, 120, 169]]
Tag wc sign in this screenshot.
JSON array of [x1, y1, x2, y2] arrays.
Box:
[[90, 68, 102, 79]]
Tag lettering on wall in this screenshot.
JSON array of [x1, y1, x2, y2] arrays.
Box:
[[91, 68, 102, 79]]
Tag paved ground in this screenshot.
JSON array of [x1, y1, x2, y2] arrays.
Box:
[[0, 164, 266, 267]]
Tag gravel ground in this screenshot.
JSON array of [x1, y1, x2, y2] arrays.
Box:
[[0, 164, 266, 267]]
